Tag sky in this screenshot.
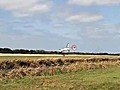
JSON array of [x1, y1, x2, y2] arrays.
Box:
[[0, 0, 120, 53]]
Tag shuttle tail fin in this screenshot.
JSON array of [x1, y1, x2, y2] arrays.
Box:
[[66, 43, 70, 48]]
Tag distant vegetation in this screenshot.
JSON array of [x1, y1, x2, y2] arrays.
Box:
[[0, 48, 120, 55], [0, 48, 55, 54]]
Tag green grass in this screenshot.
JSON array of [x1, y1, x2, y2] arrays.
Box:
[[0, 55, 120, 90], [0, 55, 119, 61], [1, 67, 120, 90]]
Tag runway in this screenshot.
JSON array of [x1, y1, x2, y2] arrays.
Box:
[[0, 53, 100, 57], [0, 53, 118, 58], [0, 54, 63, 56]]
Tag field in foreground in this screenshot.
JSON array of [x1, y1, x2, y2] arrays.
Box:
[[0, 55, 120, 90], [1, 67, 120, 90]]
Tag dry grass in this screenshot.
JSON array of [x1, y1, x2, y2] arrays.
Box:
[[0, 56, 120, 80]]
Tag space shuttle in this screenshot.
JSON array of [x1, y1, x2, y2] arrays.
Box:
[[58, 43, 77, 53]]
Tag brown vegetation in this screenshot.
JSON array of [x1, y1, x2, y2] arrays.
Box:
[[0, 57, 120, 80]]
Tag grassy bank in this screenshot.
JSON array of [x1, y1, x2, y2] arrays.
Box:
[[0, 67, 120, 90], [0, 56, 120, 79], [0, 56, 120, 90]]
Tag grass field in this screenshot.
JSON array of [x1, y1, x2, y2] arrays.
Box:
[[0, 55, 119, 61], [1, 67, 120, 90], [0, 55, 120, 90]]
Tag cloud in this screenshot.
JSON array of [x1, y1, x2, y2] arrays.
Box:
[[66, 13, 104, 23], [52, 23, 64, 28], [68, 0, 120, 6], [79, 24, 120, 39], [0, 0, 52, 17]]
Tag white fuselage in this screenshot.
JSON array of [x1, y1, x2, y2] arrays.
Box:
[[58, 43, 77, 54], [58, 47, 70, 53]]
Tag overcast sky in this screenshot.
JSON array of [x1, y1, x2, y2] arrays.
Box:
[[0, 0, 120, 53]]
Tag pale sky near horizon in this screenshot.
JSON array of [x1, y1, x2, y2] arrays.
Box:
[[0, 0, 120, 53]]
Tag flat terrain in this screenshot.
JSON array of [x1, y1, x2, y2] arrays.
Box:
[[0, 55, 120, 90], [0, 53, 119, 61], [1, 67, 120, 90], [0, 53, 118, 57], [0, 54, 64, 56]]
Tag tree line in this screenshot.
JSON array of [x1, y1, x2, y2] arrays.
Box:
[[0, 48, 60, 54], [0, 48, 119, 55]]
